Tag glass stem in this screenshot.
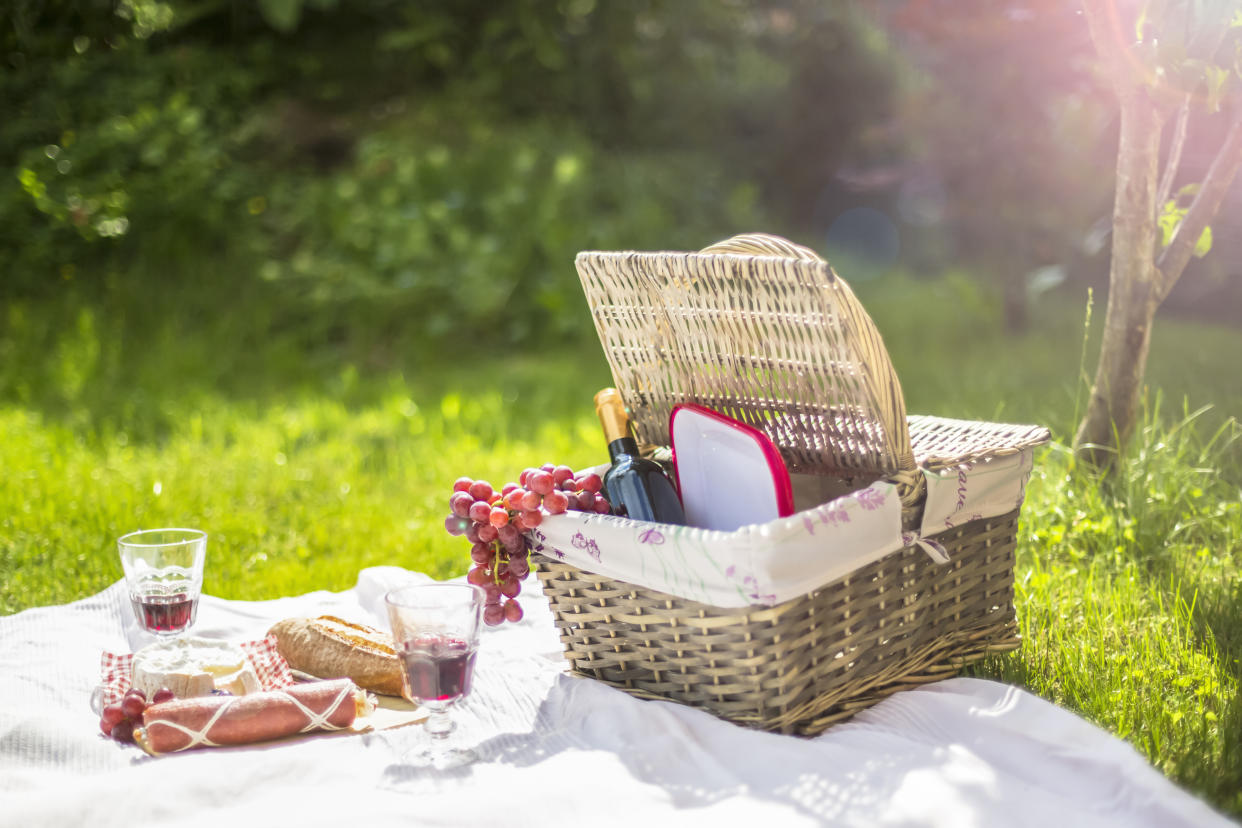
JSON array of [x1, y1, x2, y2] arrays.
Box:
[[425, 706, 454, 740]]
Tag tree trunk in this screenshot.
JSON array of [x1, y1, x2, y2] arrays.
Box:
[[1073, 3, 1242, 469], [1073, 92, 1164, 467]]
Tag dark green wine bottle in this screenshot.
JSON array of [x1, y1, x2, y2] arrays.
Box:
[[594, 388, 685, 525]]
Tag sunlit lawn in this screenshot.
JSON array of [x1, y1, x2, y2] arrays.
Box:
[[1, 275, 1239, 816]]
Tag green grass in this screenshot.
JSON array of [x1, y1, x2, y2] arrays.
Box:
[[981, 407, 1242, 815], [1, 274, 1239, 817]]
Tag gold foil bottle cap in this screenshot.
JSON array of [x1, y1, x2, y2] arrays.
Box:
[[594, 387, 630, 444]]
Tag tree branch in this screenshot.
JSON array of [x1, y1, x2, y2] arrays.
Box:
[[1081, 2, 1134, 93], [1154, 95, 1191, 210], [1156, 113, 1242, 300]]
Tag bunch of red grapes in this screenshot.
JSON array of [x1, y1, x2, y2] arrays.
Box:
[[445, 463, 610, 626], [100, 686, 175, 743]]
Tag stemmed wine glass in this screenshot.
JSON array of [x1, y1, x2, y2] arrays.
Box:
[[385, 583, 485, 769], [117, 528, 207, 639]]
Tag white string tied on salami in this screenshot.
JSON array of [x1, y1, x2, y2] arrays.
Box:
[[147, 682, 356, 752]]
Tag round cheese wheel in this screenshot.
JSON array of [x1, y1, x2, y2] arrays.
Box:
[[131, 637, 260, 699]]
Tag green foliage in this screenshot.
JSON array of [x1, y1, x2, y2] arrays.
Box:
[[1131, 0, 1242, 269], [1159, 195, 1214, 258], [2, 0, 885, 344], [1, 3, 266, 292], [251, 111, 761, 343], [255, 0, 331, 34]]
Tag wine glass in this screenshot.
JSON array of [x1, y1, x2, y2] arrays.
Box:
[[117, 528, 207, 639], [385, 583, 485, 769]]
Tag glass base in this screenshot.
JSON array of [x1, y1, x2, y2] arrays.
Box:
[[396, 704, 477, 770], [400, 742, 478, 770]]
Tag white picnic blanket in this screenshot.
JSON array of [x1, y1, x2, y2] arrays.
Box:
[[0, 567, 1231, 828]]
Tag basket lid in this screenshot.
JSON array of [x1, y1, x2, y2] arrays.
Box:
[[575, 233, 915, 478]]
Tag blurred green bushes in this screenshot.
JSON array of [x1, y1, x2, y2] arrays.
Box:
[[252, 113, 764, 342], [1, 0, 896, 347]]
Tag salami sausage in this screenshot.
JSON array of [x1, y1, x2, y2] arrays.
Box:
[[140, 679, 361, 753]]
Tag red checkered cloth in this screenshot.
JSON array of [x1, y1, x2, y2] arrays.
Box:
[[99, 635, 295, 707]]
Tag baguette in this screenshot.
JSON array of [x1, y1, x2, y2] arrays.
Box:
[[267, 615, 405, 697]]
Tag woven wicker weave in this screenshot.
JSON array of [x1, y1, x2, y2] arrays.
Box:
[[535, 233, 1049, 735], [576, 234, 915, 479]]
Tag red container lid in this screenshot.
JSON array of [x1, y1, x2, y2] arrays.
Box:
[[670, 403, 794, 531]]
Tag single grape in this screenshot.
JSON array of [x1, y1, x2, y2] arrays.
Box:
[[444, 515, 468, 536], [466, 566, 491, 587], [477, 523, 499, 543], [99, 716, 114, 737], [453, 477, 474, 493], [449, 491, 474, 518], [464, 522, 482, 545], [508, 556, 531, 579], [552, 465, 574, 485], [540, 463, 555, 473], [102, 704, 126, 726], [499, 575, 521, 598], [578, 472, 603, 494], [483, 603, 505, 626], [496, 522, 518, 542], [483, 583, 502, 604], [489, 507, 510, 528], [543, 490, 568, 514], [504, 488, 527, 511], [503, 535, 526, 556], [120, 693, 146, 720], [520, 490, 541, 511], [529, 471, 554, 495], [521, 508, 543, 527], [470, 542, 495, 565], [468, 480, 494, 502], [593, 495, 611, 514], [151, 687, 176, 705], [125, 687, 146, 701], [468, 500, 492, 523], [504, 599, 524, 623], [501, 482, 519, 496], [111, 719, 135, 744], [519, 468, 536, 487]]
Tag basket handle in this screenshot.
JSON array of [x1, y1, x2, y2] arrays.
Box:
[[699, 233, 916, 475], [700, 232, 824, 261]]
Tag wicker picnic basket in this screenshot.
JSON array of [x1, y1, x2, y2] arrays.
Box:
[[532, 233, 1049, 736]]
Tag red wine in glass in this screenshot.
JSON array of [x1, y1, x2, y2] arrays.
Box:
[[400, 635, 478, 703], [131, 593, 198, 635]]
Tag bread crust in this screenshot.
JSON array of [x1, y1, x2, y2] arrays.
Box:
[[268, 616, 405, 697]]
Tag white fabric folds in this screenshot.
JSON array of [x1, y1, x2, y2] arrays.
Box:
[[0, 567, 1230, 827]]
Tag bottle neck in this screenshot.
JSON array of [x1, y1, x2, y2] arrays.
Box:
[[607, 436, 640, 462], [595, 387, 632, 445]]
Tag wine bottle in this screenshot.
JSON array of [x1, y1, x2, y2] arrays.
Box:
[[594, 388, 685, 525]]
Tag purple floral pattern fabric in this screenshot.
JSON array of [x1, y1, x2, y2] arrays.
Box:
[[525, 451, 1035, 608]]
